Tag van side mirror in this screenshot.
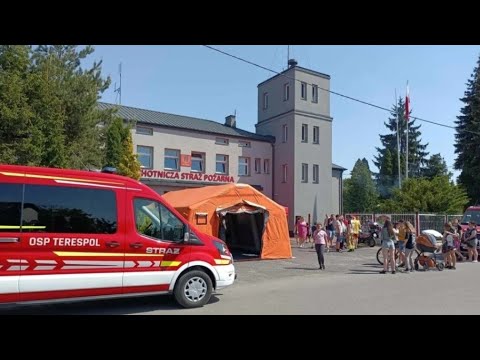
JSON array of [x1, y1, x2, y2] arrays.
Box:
[[183, 230, 190, 243]]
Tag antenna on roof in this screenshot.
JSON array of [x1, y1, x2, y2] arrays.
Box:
[[234, 109, 237, 117], [114, 62, 122, 105], [287, 45, 290, 68]]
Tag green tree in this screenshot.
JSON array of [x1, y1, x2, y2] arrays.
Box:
[[343, 158, 379, 213], [105, 117, 125, 168], [454, 54, 480, 204], [0, 45, 44, 165], [374, 97, 429, 196], [422, 153, 451, 180], [0, 45, 112, 168], [31, 45, 112, 169], [118, 126, 142, 180], [379, 176, 468, 214], [376, 148, 394, 198]]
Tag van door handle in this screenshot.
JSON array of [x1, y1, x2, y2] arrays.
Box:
[[130, 242, 143, 249], [106, 241, 120, 248], [0, 237, 20, 243]]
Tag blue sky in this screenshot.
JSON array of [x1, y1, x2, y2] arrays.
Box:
[[89, 45, 480, 180]]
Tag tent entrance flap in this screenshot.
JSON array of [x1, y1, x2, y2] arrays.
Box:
[[217, 203, 268, 256]]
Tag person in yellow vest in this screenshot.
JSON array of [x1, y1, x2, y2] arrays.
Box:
[[350, 215, 361, 251]]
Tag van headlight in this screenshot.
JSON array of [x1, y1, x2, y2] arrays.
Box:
[[213, 240, 231, 257]]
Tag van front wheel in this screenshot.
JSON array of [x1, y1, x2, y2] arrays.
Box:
[[174, 270, 213, 308]]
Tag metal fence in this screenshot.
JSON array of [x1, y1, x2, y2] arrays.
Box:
[[345, 213, 463, 235]]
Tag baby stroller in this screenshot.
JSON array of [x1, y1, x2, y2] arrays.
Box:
[[414, 230, 445, 271]]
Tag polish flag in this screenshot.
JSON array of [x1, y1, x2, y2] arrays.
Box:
[[405, 84, 410, 122]]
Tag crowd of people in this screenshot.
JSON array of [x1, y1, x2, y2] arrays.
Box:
[[294, 214, 362, 269], [294, 214, 479, 272]]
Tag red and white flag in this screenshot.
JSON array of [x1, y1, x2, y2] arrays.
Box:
[[405, 83, 410, 121]]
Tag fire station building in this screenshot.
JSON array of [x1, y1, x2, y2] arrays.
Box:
[[98, 60, 345, 231]]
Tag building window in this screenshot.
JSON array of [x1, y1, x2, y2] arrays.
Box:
[[302, 124, 308, 143], [216, 154, 229, 174], [301, 82, 307, 100], [313, 164, 319, 183], [191, 152, 205, 173], [238, 141, 251, 148], [215, 137, 229, 145], [264, 159, 270, 174], [312, 85, 318, 103], [282, 124, 288, 143], [284, 83, 290, 101], [164, 149, 180, 171], [313, 126, 319, 144], [263, 92, 269, 109], [136, 126, 153, 136], [302, 163, 308, 183], [255, 158, 261, 174], [282, 164, 288, 183], [137, 145, 153, 169], [239, 157, 250, 176]]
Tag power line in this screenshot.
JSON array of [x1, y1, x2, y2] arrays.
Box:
[[202, 45, 480, 136]]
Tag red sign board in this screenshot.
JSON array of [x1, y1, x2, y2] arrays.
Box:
[[180, 154, 191, 167], [141, 169, 234, 183]]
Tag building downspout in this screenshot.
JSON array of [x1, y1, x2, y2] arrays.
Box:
[[340, 170, 344, 215], [271, 141, 275, 201]]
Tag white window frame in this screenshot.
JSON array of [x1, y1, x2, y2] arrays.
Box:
[[164, 148, 180, 171], [137, 145, 153, 169], [313, 164, 319, 184], [284, 83, 290, 101], [302, 124, 308, 143], [282, 164, 288, 183], [263, 92, 268, 109], [302, 163, 308, 183], [312, 85, 318, 103], [136, 126, 153, 136], [191, 152, 205, 173], [238, 141, 251, 148], [215, 137, 229, 145], [282, 124, 288, 143], [254, 158, 261, 174], [313, 126, 319, 144], [301, 82, 307, 100], [215, 154, 229, 175], [264, 159, 270, 174], [238, 157, 250, 176]]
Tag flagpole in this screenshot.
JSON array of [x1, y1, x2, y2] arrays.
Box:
[[405, 81, 409, 179], [395, 89, 401, 188]]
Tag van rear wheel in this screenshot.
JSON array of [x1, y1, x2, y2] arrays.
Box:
[[174, 270, 213, 308]]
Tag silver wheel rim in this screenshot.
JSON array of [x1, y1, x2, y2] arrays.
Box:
[[184, 276, 207, 302]]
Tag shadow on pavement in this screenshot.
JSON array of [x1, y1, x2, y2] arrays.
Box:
[[0, 294, 222, 315], [284, 266, 320, 271]]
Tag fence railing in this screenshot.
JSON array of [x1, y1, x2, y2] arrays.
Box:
[[345, 213, 463, 236]]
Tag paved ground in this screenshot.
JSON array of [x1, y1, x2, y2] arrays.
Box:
[[1, 241, 478, 314]]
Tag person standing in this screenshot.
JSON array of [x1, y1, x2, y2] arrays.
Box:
[[313, 223, 328, 269], [452, 218, 464, 261], [380, 220, 396, 274], [326, 214, 335, 252], [464, 221, 478, 262], [403, 221, 416, 272], [443, 223, 456, 270], [396, 220, 406, 267], [350, 215, 361, 251], [335, 215, 346, 252], [297, 216, 308, 248]]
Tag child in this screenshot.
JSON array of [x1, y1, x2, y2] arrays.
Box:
[[313, 223, 328, 270], [403, 221, 416, 272]]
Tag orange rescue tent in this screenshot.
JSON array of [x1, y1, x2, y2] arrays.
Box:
[[163, 183, 292, 259]]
